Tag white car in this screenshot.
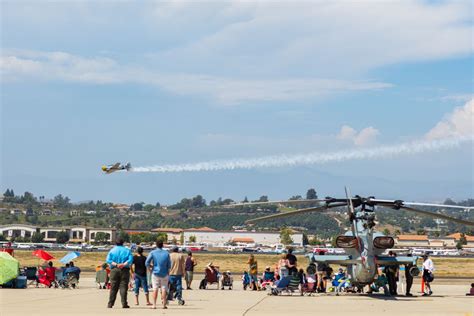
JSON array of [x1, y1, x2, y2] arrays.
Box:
[[16, 243, 32, 249], [65, 244, 82, 250]]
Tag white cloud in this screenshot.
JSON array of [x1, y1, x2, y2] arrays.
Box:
[[338, 125, 380, 146], [2, 1, 472, 80], [425, 99, 474, 140], [147, 0, 472, 77], [440, 94, 474, 103], [0, 50, 391, 105]]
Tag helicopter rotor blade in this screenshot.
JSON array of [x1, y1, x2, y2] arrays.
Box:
[[372, 199, 474, 210], [344, 187, 357, 236], [221, 199, 328, 208], [402, 202, 474, 210], [378, 204, 474, 226], [245, 202, 347, 224]]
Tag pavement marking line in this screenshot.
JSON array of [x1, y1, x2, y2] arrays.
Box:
[[242, 295, 269, 316]]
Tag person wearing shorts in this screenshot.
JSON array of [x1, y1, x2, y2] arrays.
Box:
[[185, 251, 197, 290], [146, 240, 171, 309], [132, 247, 151, 306]]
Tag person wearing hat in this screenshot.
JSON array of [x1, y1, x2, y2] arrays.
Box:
[[169, 246, 186, 304], [422, 254, 435, 296]]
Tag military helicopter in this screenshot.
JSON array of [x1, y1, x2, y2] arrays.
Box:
[[229, 188, 474, 289]]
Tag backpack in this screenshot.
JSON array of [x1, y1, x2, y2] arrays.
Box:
[[199, 278, 207, 289]]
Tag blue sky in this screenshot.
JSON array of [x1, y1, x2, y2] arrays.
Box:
[[1, 1, 473, 204]]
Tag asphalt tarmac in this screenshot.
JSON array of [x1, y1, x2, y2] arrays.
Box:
[[1, 276, 472, 316]]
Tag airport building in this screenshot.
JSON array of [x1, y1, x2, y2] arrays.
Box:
[[183, 228, 304, 246], [0, 225, 116, 243]]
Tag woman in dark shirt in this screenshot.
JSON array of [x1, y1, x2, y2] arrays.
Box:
[[132, 247, 151, 306]]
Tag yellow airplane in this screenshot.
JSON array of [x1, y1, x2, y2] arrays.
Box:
[[101, 162, 131, 174]]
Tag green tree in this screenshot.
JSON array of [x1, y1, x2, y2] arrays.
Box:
[[143, 204, 154, 212], [117, 230, 130, 243], [129, 234, 141, 244], [0, 235, 5, 241], [189, 235, 196, 243], [171, 237, 178, 244], [95, 232, 109, 244], [131, 203, 144, 211], [192, 195, 206, 208], [22, 192, 37, 205], [280, 228, 293, 245], [456, 241, 463, 250], [3, 189, 15, 202], [382, 228, 390, 236], [306, 188, 318, 200], [31, 232, 44, 243], [53, 194, 71, 209], [180, 233, 184, 245], [257, 195, 268, 202], [309, 236, 323, 245], [156, 233, 167, 243], [56, 231, 70, 244], [289, 195, 303, 200], [243, 196, 249, 203]]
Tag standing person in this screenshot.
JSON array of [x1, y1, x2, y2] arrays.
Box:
[[404, 253, 414, 297], [106, 237, 133, 309], [422, 254, 435, 296], [385, 251, 398, 296], [277, 253, 288, 278], [169, 246, 186, 304], [286, 248, 298, 275], [316, 251, 328, 292], [132, 247, 151, 306], [146, 240, 171, 309], [185, 251, 197, 290], [247, 254, 258, 291]]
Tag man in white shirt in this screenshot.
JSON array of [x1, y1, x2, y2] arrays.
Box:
[[422, 254, 435, 296]]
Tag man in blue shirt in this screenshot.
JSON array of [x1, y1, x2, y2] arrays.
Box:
[[146, 240, 171, 309], [106, 237, 133, 309]]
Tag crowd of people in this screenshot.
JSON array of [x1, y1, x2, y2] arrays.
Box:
[[6, 238, 464, 308], [237, 249, 437, 297]]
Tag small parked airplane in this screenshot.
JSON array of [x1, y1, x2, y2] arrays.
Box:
[[101, 162, 131, 174]]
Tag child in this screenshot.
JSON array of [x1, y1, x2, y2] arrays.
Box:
[[332, 268, 346, 295], [370, 273, 390, 296], [242, 271, 251, 290]]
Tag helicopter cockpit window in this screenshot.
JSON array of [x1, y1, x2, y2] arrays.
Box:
[[335, 236, 358, 248], [373, 236, 395, 249]]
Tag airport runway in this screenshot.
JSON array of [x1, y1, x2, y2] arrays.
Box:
[[1, 277, 472, 316]]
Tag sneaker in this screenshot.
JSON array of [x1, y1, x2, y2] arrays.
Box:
[[429, 291, 433, 296], [123, 305, 130, 309], [422, 293, 429, 296], [406, 293, 413, 297], [107, 304, 113, 308]]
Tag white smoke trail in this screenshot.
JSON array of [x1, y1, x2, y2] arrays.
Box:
[[131, 135, 473, 173]]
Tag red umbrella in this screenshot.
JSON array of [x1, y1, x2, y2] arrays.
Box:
[[32, 249, 54, 261]]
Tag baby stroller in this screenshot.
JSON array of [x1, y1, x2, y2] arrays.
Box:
[[221, 271, 233, 290]]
